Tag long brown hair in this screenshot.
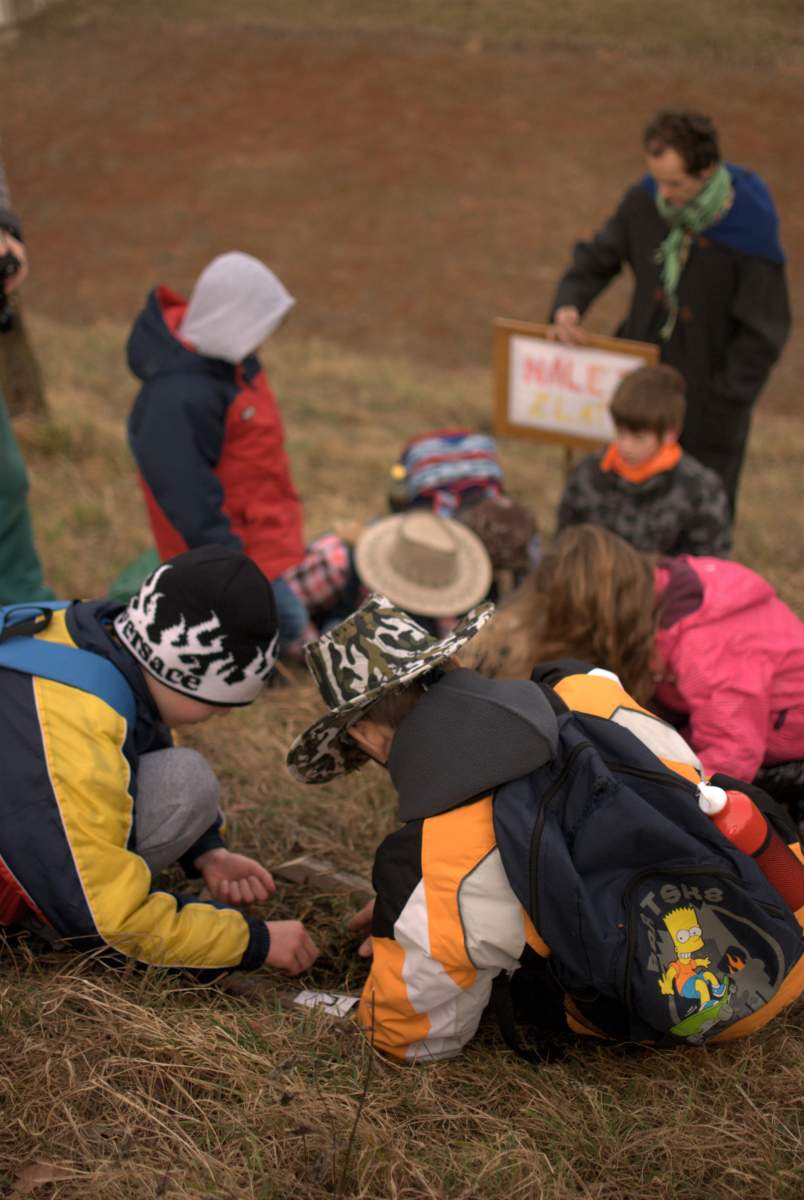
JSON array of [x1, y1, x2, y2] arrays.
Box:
[[464, 525, 660, 703]]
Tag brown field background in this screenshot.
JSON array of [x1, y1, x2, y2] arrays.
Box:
[[1, 3, 803, 1198]]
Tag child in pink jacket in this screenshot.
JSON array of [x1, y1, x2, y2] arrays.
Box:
[[653, 555, 804, 783], [481, 526, 804, 806]]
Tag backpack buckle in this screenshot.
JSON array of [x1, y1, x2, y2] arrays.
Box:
[[0, 603, 54, 643]]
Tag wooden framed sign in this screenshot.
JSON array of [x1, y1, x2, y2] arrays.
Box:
[[494, 318, 660, 450]]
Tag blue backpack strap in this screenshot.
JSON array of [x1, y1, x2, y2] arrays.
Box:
[[0, 605, 137, 727], [1, 601, 70, 615]]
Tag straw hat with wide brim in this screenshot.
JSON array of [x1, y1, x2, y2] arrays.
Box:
[[354, 510, 492, 618]]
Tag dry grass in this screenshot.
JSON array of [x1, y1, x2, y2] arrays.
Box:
[[3, 934, 802, 1198], [2, 315, 802, 1198], [18, 314, 804, 608], [3, 3, 804, 1194]]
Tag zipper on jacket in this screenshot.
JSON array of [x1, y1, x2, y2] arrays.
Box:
[[528, 740, 591, 930]]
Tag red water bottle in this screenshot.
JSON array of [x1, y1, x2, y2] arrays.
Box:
[[698, 783, 804, 913]]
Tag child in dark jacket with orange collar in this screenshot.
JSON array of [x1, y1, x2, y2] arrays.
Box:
[[556, 365, 732, 556]]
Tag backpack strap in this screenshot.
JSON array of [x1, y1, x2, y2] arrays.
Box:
[[0, 600, 70, 643], [490, 971, 569, 1066], [530, 659, 596, 688], [0, 605, 137, 728], [528, 668, 571, 718]]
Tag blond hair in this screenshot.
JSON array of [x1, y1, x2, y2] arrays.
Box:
[[465, 526, 659, 704]]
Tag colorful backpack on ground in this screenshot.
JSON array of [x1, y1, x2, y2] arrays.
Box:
[[493, 699, 803, 1050], [395, 428, 504, 515]]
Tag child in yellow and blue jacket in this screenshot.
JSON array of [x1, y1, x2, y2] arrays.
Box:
[[0, 545, 318, 978]]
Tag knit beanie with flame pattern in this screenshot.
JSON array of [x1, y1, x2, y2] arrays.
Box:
[[114, 546, 278, 705]]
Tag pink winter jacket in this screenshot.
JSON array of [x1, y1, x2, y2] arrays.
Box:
[[653, 556, 804, 781]]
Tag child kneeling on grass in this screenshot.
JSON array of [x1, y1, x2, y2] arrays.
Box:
[[557, 365, 732, 556], [123, 252, 308, 659], [0, 545, 318, 978], [287, 595, 803, 1063]]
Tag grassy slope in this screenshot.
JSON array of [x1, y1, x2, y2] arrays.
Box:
[[20, 316, 804, 608], [3, 2, 804, 1197], [5, 316, 803, 1200]]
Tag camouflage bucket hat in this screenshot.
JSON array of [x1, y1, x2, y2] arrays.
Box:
[[286, 592, 494, 784]]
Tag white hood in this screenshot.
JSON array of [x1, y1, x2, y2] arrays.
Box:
[[179, 251, 295, 363]]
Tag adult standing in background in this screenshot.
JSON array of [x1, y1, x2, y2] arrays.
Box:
[[548, 111, 790, 511], [0, 154, 54, 603]]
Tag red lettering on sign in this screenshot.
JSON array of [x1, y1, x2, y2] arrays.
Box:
[[522, 357, 546, 385]]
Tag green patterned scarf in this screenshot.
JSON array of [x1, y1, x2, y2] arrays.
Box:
[[654, 163, 733, 339]]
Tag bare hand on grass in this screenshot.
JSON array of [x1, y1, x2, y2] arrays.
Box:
[[265, 921, 319, 974], [347, 898, 375, 958], [547, 304, 586, 343], [195, 847, 276, 904]]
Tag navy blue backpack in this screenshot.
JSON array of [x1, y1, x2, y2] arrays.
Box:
[[493, 706, 803, 1051]]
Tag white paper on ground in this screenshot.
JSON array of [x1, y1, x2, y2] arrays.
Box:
[[293, 990, 360, 1018]]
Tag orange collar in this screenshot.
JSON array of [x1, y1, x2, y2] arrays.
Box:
[[600, 441, 682, 485]]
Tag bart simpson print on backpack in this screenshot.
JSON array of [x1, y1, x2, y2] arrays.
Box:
[[638, 883, 791, 1044]]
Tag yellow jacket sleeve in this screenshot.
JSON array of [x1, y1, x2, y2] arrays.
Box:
[[34, 674, 258, 970]]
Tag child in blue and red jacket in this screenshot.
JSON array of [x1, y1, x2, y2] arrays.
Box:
[[125, 252, 306, 654]]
